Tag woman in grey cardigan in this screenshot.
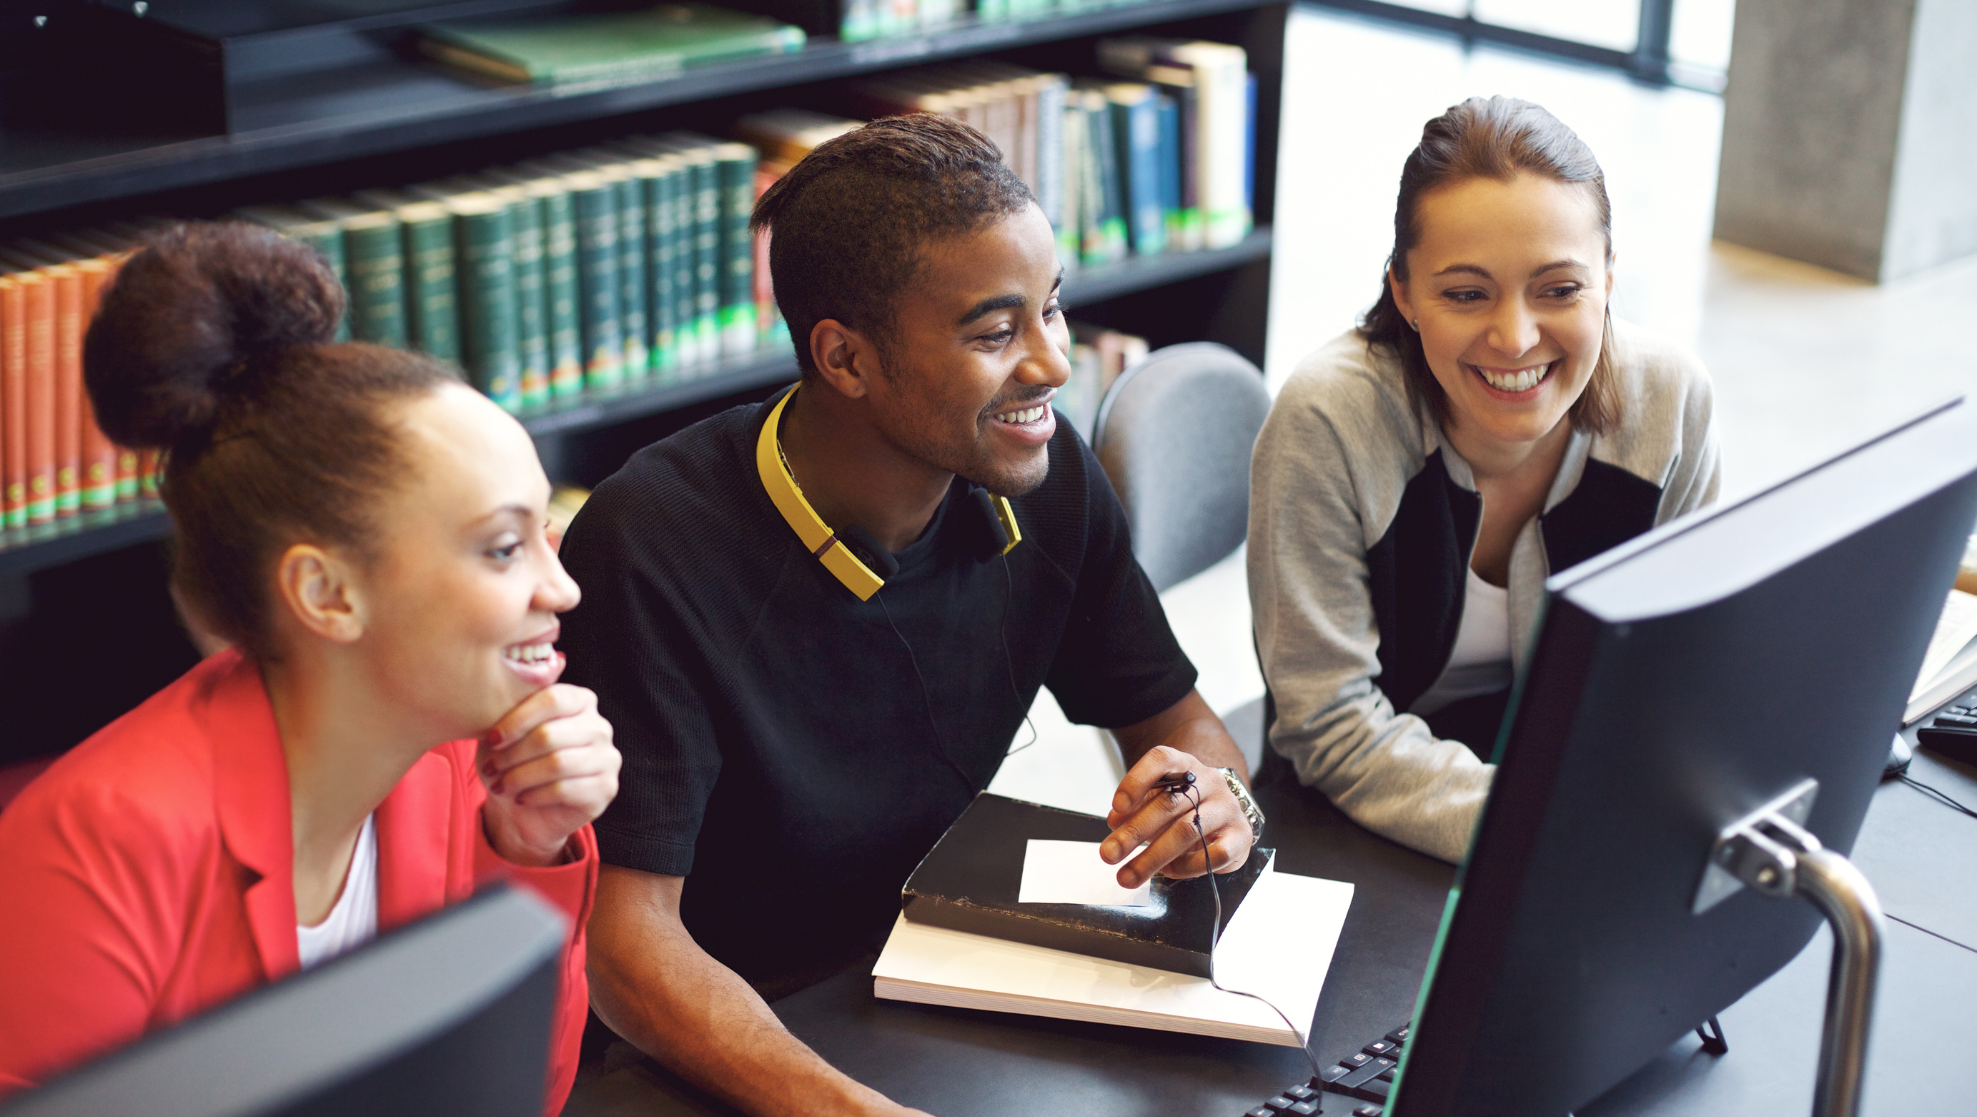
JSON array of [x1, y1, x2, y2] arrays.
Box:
[[1248, 97, 1720, 863]]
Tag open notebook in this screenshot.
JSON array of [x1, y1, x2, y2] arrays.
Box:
[[1908, 587, 1977, 723], [873, 860, 1353, 1046]]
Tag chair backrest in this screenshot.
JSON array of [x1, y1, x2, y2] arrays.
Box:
[[1090, 342, 1271, 593]]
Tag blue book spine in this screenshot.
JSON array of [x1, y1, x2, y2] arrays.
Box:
[[1154, 92, 1182, 250], [1243, 72, 1257, 223], [1116, 91, 1165, 256]]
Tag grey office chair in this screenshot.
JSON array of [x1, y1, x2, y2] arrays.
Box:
[[1090, 342, 1272, 594]]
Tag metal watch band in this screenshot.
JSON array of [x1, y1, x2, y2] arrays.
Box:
[[1218, 766, 1265, 844]]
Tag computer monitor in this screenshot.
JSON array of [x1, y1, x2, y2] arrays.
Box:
[[1391, 398, 1977, 1116], [0, 885, 566, 1117]]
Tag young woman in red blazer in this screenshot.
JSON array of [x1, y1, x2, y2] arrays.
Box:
[[0, 223, 620, 1113]]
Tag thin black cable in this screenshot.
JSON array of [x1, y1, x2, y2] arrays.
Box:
[[1173, 782, 1325, 1081], [1886, 912, 1977, 955], [1901, 775, 1977, 819], [998, 553, 1040, 757], [879, 592, 978, 792]]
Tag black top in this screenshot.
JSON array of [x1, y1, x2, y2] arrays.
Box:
[[557, 394, 1197, 982]]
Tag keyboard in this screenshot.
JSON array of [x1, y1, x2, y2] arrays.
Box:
[[1919, 704, 1977, 765], [1241, 1022, 1408, 1116]]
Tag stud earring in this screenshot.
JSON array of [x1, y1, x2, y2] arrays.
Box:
[[1410, 319, 1420, 332]]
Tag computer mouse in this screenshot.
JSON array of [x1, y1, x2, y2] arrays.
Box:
[[1884, 733, 1913, 780]]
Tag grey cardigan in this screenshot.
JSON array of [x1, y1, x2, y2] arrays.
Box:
[[1247, 321, 1721, 862]]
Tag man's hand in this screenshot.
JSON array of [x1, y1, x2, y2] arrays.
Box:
[[1101, 690, 1254, 889], [479, 684, 621, 867]]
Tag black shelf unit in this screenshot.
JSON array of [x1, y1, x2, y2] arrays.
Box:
[[0, 0, 1282, 222], [0, 0, 1290, 764]]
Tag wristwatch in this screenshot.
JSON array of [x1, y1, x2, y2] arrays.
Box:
[[1218, 767, 1265, 845]]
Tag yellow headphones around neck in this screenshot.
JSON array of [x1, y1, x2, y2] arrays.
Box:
[[756, 386, 1021, 601]]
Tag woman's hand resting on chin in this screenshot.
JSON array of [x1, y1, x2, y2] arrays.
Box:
[[478, 684, 621, 867]]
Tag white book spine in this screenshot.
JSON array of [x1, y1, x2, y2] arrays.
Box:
[[1035, 76, 1067, 231], [1173, 43, 1251, 250]]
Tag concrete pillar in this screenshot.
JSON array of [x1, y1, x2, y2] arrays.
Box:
[[1713, 0, 1977, 283]]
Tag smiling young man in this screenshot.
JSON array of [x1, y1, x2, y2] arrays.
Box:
[[555, 115, 1260, 1117], [1248, 96, 1720, 866]]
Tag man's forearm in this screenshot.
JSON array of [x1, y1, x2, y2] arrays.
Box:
[[587, 869, 911, 1117], [1113, 689, 1250, 783]]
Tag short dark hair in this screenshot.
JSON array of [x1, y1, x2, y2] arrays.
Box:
[[751, 114, 1035, 376], [85, 221, 459, 661], [1362, 96, 1621, 435]]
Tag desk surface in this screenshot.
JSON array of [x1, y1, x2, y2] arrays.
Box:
[[566, 746, 1977, 1117]]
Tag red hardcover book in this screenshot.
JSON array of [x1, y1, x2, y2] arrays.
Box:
[[46, 263, 83, 518], [0, 275, 24, 530], [76, 258, 120, 511], [116, 447, 141, 503], [17, 268, 57, 526]]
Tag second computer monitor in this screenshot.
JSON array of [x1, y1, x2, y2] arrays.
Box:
[[1391, 399, 1977, 1116]]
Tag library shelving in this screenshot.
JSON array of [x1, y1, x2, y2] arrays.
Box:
[[0, 0, 1289, 763]]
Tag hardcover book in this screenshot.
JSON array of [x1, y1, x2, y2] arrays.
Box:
[[540, 166, 624, 391], [353, 192, 460, 363], [710, 142, 758, 357], [487, 170, 584, 399], [449, 193, 523, 411], [0, 275, 27, 529], [636, 136, 722, 368], [900, 792, 1272, 978], [299, 199, 408, 349], [419, 4, 805, 91]]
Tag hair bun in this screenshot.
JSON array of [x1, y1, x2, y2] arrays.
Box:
[[84, 221, 345, 450]]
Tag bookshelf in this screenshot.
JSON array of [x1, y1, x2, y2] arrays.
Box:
[[0, 0, 1289, 763], [0, 0, 1278, 220]]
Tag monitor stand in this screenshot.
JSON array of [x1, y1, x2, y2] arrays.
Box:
[[1693, 778, 1885, 1117]]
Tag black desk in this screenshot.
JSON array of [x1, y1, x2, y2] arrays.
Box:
[[566, 748, 1977, 1117]]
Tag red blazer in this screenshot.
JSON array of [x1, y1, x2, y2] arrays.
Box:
[[0, 650, 597, 1112]]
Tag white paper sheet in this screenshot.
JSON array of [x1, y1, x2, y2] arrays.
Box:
[[875, 864, 1356, 1046], [1017, 839, 1152, 906]]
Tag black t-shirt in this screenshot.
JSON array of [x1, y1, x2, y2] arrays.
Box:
[[557, 393, 1197, 983]]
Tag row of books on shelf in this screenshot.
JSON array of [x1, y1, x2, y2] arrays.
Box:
[[233, 41, 1248, 415], [846, 37, 1257, 265], [239, 131, 788, 414], [0, 241, 159, 534], [0, 38, 1249, 540]]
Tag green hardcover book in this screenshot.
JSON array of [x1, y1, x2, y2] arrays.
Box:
[[498, 172, 584, 399], [652, 137, 720, 369], [612, 162, 650, 382], [673, 150, 709, 370], [618, 136, 711, 372], [417, 3, 805, 91], [1076, 87, 1129, 266], [358, 191, 460, 362], [461, 176, 552, 408], [529, 165, 622, 391], [448, 193, 522, 411], [232, 205, 351, 341], [639, 153, 683, 383], [710, 142, 759, 358], [570, 152, 651, 383], [299, 199, 407, 348]]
